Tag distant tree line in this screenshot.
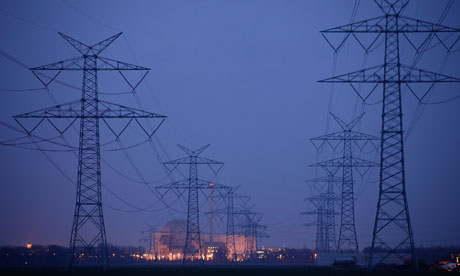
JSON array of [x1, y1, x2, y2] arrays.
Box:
[[0, 245, 457, 267]]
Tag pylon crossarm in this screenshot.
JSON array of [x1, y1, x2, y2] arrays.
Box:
[[30, 57, 85, 71], [163, 157, 190, 165], [319, 64, 460, 83], [97, 56, 150, 71], [351, 157, 379, 167], [193, 156, 224, 165], [398, 16, 460, 33], [399, 65, 460, 82], [30, 56, 149, 74], [14, 100, 81, 118], [13, 100, 166, 119], [156, 179, 190, 189], [322, 16, 387, 34], [311, 131, 347, 141], [349, 131, 380, 141], [90, 32, 123, 55], [97, 101, 165, 118], [311, 131, 379, 142], [319, 65, 384, 83], [197, 180, 229, 189], [156, 179, 231, 192], [321, 15, 460, 34], [164, 156, 223, 165], [59, 32, 92, 55], [177, 144, 195, 156], [310, 157, 379, 167], [206, 188, 236, 200]]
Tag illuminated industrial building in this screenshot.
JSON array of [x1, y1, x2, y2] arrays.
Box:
[[149, 220, 248, 261]]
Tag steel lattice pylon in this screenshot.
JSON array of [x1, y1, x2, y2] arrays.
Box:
[[14, 33, 165, 269], [212, 190, 250, 261], [229, 203, 267, 262], [240, 211, 265, 262], [304, 172, 341, 253], [225, 189, 237, 261], [319, 0, 460, 270], [311, 114, 379, 253], [160, 145, 226, 264], [245, 223, 256, 261]]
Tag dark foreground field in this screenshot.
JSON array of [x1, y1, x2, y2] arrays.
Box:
[[0, 265, 458, 276]]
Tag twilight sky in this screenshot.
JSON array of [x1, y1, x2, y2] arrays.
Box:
[[0, 0, 459, 250]]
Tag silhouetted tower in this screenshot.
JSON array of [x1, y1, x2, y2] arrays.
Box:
[[14, 33, 165, 269], [234, 209, 266, 262], [161, 145, 225, 263], [209, 182, 215, 243], [243, 213, 259, 261], [304, 171, 341, 253], [319, 0, 460, 270], [225, 189, 250, 262], [302, 195, 325, 252], [212, 189, 250, 261], [140, 226, 157, 258], [311, 113, 378, 252], [225, 189, 236, 260]]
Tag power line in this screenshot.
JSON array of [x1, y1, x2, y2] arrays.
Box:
[[0, 7, 59, 33], [60, 0, 121, 33]]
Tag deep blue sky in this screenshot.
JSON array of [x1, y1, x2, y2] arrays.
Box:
[[0, 0, 459, 250]]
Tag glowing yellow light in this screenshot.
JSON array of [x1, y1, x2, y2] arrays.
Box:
[[26, 244, 32, 249]]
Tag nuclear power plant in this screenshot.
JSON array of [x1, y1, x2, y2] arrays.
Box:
[[148, 220, 247, 261]]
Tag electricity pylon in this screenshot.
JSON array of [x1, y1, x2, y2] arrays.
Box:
[[211, 189, 251, 261], [229, 199, 267, 262], [311, 113, 379, 253], [225, 189, 236, 261], [140, 225, 158, 258], [158, 145, 227, 264], [14, 33, 165, 269], [319, 0, 460, 270], [303, 171, 341, 253], [238, 211, 266, 262], [225, 189, 250, 261]]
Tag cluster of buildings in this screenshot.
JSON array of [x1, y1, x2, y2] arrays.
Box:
[[142, 220, 314, 264], [145, 220, 247, 261]]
